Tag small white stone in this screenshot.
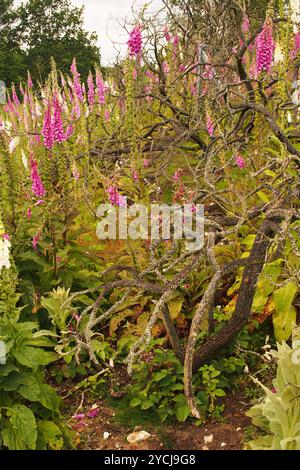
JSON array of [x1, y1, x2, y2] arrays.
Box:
[[221, 442, 226, 447], [103, 432, 110, 440], [127, 431, 151, 443], [202, 445, 209, 451], [204, 434, 214, 444], [236, 427, 242, 432]]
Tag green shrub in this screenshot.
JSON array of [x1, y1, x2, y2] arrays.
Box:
[[0, 308, 71, 449]]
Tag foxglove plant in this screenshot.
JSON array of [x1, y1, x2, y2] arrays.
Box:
[[242, 15, 250, 34], [30, 158, 46, 198], [65, 124, 74, 140], [255, 16, 275, 74], [164, 26, 171, 42], [96, 70, 106, 106], [104, 109, 110, 121], [206, 114, 214, 136], [12, 86, 20, 107], [235, 154, 246, 169], [128, 26, 142, 58], [27, 71, 33, 89], [173, 34, 179, 58], [70, 59, 84, 103], [162, 61, 170, 75], [52, 94, 65, 143], [291, 32, 300, 59], [42, 103, 54, 150], [32, 231, 41, 251], [87, 72, 95, 110], [107, 185, 126, 207]]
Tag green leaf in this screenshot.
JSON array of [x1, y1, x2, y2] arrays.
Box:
[[257, 191, 270, 203], [153, 369, 169, 382], [130, 397, 142, 407], [167, 296, 184, 320], [272, 283, 298, 342], [140, 399, 154, 410], [1, 371, 41, 401], [0, 390, 12, 407], [38, 384, 61, 412], [241, 234, 256, 251], [13, 346, 58, 370], [2, 404, 37, 450], [264, 169, 277, 178], [175, 405, 191, 422], [215, 388, 226, 397], [0, 363, 19, 377], [36, 421, 64, 450], [169, 383, 184, 391]]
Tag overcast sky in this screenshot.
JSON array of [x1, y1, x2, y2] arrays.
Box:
[[73, 0, 164, 63]]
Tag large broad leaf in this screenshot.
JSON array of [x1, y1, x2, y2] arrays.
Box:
[[0, 363, 19, 377], [247, 435, 273, 450], [272, 283, 298, 342], [38, 384, 61, 412], [175, 404, 191, 422], [0, 390, 12, 407], [36, 421, 64, 450], [167, 296, 184, 320], [1, 371, 40, 401], [27, 329, 57, 348], [252, 259, 283, 314], [173, 394, 191, 422], [109, 308, 136, 335], [2, 404, 37, 450], [13, 346, 58, 371]]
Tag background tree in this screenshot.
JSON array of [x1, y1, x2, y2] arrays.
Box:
[[0, 0, 25, 84], [167, 0, 270, 19], [0, 0, 101, 86], [17, 0, 100, 82]]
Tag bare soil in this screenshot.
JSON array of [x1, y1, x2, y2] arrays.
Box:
[[62, 391, 251, 451]]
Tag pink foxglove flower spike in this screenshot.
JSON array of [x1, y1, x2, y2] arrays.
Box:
[[53, 94, 65, 143], [42, 103, 54, 150], [255, 16, 275, 75], [87, 72, 95, 109], [30, 158, 46, 198], [206, 115, 214, 136], [70, 59, 84, 102], [128, 26, 142, 57], [235, 154, 246, 169]]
